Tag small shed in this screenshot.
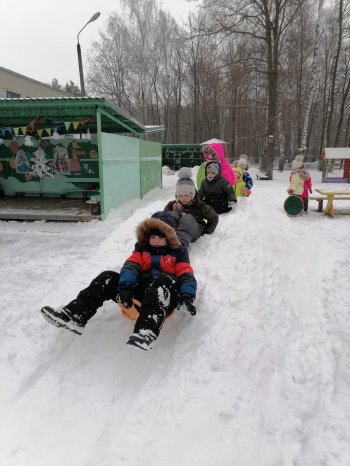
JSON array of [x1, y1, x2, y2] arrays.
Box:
[[0, 97, 164, 219], [321, 147, 350, 183]]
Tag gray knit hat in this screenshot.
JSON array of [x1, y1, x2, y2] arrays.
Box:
[[292, 155, 303, 170], [206, 162, 220, 175], [237, 154, 248, 168], [176, 167, 196, 199]]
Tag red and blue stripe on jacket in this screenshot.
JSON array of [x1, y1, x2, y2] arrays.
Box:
[[119, 243, 197, 298]]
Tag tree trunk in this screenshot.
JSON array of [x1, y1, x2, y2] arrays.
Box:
[[326, 0, 343, 146], [301, 0, 324, 155], [333, 76, 350, 147]]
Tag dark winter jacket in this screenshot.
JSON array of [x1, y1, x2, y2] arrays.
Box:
[[242, 171, 253, 190], [198, 163, 237, 214], [164, 197, 219, 235], [119, 218, 197, 299]]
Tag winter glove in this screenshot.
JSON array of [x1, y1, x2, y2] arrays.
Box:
[[310, 189, 313, 194], [288, 189, 294, 194], [178, 295, 197, 316], [117, 285, 134, 309]]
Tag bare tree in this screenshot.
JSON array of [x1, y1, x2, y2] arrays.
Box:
[[192, 0, 306, 178], [326, 0, 344, 146], [300, 0, 325, 155]]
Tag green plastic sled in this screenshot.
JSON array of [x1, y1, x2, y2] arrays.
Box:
[[284, 195, 303, 216]]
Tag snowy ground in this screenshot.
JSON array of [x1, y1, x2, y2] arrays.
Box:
[[1, 167, 350, 466]]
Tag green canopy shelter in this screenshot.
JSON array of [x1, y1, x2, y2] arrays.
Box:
[[0, 97, 164, 219]]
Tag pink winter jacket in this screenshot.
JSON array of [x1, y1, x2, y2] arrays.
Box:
[[201, 142, 235, 185], [288, 168, 312, 200]]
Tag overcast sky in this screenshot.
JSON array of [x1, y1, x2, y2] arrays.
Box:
[[1, 0, 196, 88]]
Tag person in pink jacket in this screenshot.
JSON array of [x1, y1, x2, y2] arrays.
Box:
[[287, 155, 313, 213], [201, 142, 235, 186]]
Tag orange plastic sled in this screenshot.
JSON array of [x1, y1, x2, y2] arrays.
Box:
[[119, 298, 174, 320]]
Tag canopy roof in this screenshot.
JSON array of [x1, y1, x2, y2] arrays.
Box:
[[0, 97, 164, 136], [322, 147, 350, 160]]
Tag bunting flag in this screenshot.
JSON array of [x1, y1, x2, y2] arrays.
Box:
[[0, 115, 95, 139], [27, 116, 41, 131], [79, 116, 94, 125]]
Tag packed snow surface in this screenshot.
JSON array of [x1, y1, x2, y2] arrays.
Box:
[[1, 167, 350, 466]]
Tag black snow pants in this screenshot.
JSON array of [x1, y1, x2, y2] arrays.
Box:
[[65, 271, 178, 336], [303, 197, 309, 212]]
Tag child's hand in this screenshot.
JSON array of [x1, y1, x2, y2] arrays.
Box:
[[117, 285, 134, 309], [177, 295, 196, 316]]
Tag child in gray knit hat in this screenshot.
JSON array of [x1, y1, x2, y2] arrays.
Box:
[[175, 167, 197, 199], [152, 167, 219, 248], [197, 161, 237, 214]]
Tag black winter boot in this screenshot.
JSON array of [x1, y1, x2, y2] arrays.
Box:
[[126, 329, 157, 351], [40, 306, 86, 335], [126, 274, 177, 350]]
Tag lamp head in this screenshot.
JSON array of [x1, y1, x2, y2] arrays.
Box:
[[77, 12, 101, 42], [88, 12, 101, 24]]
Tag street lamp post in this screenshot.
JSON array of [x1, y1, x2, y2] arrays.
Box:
[[77, 12, 100, 96]]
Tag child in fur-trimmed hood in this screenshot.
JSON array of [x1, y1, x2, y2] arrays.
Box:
[[40, 218, 197, 351], [201, 142, 235, 185], [287, 155, 312, 212]]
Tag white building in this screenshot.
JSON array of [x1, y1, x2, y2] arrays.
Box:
[[0, 66, 70, 98]]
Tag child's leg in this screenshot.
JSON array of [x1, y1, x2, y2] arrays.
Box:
[[303, 197, 309, 212], [176, 214, 202, 247], [133, 274, 177, 338], [64, 270, 120, 323]]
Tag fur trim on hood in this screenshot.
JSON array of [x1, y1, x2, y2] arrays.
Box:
[[201, 143, 225, 164], [136, 218, 180, 249], [292, 168, 310, 180]]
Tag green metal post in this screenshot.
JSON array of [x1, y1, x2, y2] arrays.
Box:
[[96, 108, 104, 218]]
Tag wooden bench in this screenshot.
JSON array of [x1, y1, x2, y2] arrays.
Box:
[[314, 189, 350, 217], [309, 194, 328, 212]]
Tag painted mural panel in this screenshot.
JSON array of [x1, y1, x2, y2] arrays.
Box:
[[0, 136, 99, 197]]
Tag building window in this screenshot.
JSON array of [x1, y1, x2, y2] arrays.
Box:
[[6, 90, 21, 98]]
